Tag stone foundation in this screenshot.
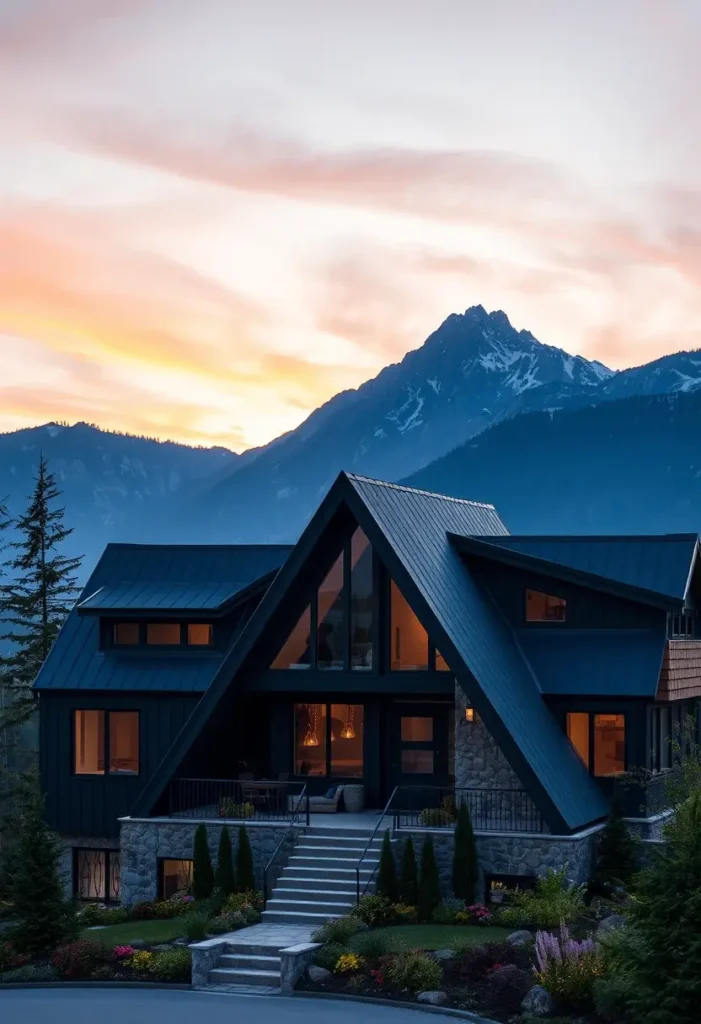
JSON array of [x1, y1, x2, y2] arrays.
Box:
[[625, 809, 674, 841], [119, 817, 300, 905], [395, 824, 601, 900]]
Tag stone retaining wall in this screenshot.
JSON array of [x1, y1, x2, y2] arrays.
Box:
[[119, 817, 300, 905], [395, 825, 601, 900]]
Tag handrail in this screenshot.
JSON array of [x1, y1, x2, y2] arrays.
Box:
[[263, 784, 308, 905], [355, 786, 397, 904]]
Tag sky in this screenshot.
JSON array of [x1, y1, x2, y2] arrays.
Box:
[[1, 0, 701, 450]]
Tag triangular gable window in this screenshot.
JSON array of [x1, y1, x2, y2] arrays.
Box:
[[390, 579, 429, 670], [271, 605, 311, 669]]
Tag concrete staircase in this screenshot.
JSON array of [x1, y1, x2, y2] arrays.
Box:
[[261, 824, 392, 926], [209, 940, 284, 988]]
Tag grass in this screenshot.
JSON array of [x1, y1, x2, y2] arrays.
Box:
[[354, 923, 512, 951], [80, 917, 188, 946]]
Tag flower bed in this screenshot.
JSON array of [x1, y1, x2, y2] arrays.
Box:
[[0, 937, 192, 984]]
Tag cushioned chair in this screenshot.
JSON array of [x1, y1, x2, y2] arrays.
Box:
[[289, 785, 345, 814]]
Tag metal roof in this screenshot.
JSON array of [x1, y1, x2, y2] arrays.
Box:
[[34, 543, 291, 692], [78, 582, 247, 613], [475, 535, 699, 603], [133, 472, 607, 832], [518, 628, 668, 697]]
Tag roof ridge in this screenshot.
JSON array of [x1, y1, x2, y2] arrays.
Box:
[[493, 534, 700, 542], [346, 472, 496, 510], [102, 542, 293, 552]]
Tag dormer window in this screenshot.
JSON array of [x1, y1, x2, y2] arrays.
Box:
[[146, 623, 181, 645], [113, 623, 139, 645], [187, 623, 212, 646], [526, 590, 567, 623]]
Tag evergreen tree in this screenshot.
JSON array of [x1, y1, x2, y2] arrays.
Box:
[[376, 830, 397, 902], [453, 800, 479, 902], [593, 803, 638, 892], [399, 835, 418, 906], [236, 824, 255, 892], [1, 457, 82, 728], [9, 796, 75, 954], [417, 835, 442, 922], [624, 793, 701, 1024], [214, 826, 236, 895], [192, 824, 214, 899]]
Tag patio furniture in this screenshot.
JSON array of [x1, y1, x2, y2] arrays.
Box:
[[343, 784, 365, 813], [289, 784, 345, 814]]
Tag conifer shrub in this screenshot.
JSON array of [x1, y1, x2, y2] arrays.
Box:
[[417, 834, 442, 922], [376, 831, 397, 902], [214, 827, 236, 895], [591, 804, 638, 894], [192, 824, 214, 899], [235, 825, 255, 892], [453, 800, 479, 903], [399, 836, 418, 906]]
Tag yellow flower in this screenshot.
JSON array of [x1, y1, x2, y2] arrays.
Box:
[[126, 950, 154, 974], [334, 952, 365, 973]]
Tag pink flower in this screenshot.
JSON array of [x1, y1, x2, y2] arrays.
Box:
[[113, 945, 136, 959]]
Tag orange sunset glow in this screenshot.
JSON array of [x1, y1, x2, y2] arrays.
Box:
[[2, 0, 701, 450]]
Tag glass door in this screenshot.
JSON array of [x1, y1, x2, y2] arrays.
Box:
[[390, 703, 451, 790]]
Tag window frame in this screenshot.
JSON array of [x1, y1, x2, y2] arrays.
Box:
[[525, 589, 567, 624], [158, 857, 194, 901], [292, 701, 364, 779], [106, 620, 215, 650], [72, 708, 141, 778], [565, 710, 626, 777], [73, 847, 121, 902]]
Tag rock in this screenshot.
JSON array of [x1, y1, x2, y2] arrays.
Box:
[[128, 939, 147, 949], [151, 943, 172, 951], [418, 991, 447, 1006], [596, 914, 627, 937], [173, 938, 189, 946], [307, 965, 332, 983], [507, 929, 533, 946], [522, 985, 555, 1016], [433, 948, 456, 961]]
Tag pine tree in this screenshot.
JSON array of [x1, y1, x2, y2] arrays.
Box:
[[214, 826, 236, 895], [453, 800, 479, 902], [9, 796, 75, 954], [1, 457, 82, 728], [236, 824, 255, 892], [593, 803, 638, 892], [418, 835, 442, 922], [376, 830, 397, 902], [192, 824, 214, 899], [624, 793, 701, 1024], [399, 835, 418, 906]]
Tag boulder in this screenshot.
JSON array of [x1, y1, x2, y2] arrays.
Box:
[[433, 948, 456, 962], [507, 930, 534, 946], [151, 943, 172, 951], [596, 914, 627, 937], [522, 984, 555, 1016], [128, 939, 147, 949], [418, 991, 447, 1006], [307, 965, 332, 983], [173, 938, 189, 946]]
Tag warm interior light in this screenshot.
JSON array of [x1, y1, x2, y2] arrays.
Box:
[[465, 707, 475, 723], [340, 706, 356, 739], [302, 729, 319, 747]]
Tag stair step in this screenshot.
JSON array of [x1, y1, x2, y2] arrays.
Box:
[[273, 885, 358, 898], [295, 843, 379, 853], [289, 855, 379, 866], [267, 896, 354, 913], [219, 954, 281, 970], [261, 909, 333, 925], [282, 865, 376, 880], [279, 874, 368, 891], [209, 967, 281, 986], [302, 835, 384, 848]]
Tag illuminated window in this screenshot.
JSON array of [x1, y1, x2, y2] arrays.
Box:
[[113, 622, 139, 645], [272, 605, 311, 668], [351, 529, 373, 670], [526, 590, 567, 622], [317, 554, 344, 669], [401, 717, 433, 742], [435, 649, 450, 671], [401, 750, 434, 774], [294, 703, 364, 778], [75, 849, 121, 901], [146, 623, 181, 645], [567, 712, 589, 767], [594, 714, 625, 776], [330, 704, 364, 778], [74, 710, 105, 774], [109, 712, 139, 775], [160, 859, 193, 900], [390, 580, 428, 669], [294, 703, 327, 775], [187, 623, 212, 646]]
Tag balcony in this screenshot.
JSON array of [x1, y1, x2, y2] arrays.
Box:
[[391, 785, 544, 833], [167, 778, 309, 824]]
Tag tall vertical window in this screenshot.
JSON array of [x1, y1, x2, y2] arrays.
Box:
[[160, 859, 193, 900], [74, 710, 105, 775], [390, 580, 428, 669], [109, 712, 139, 774], [659, 708, 671, 770], [317, 554, 344, 669], [75, 849, 121, 901], [567, 712, 590, 767], [594, 714, 625, 776], [272, 605, 311, 668], [330, 704, 364, 778], [294, 703, 364, 777], [350, 528, 373, 670], [294, 703, 328, 775]]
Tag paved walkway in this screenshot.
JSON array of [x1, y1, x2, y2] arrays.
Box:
[[223, 922, 314, 947], [0, 988, 433, 1023]]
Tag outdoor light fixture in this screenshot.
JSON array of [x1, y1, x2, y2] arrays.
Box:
[[465, 707, 475, 723]]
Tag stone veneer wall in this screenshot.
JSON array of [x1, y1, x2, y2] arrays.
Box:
[[395, 826, 601, 901], [58, 835, 120, 900], [119, 818, 300, 905]]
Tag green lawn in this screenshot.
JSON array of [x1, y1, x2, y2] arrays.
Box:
[[81, 917, 188, 946], [353, 923, 511, 951]]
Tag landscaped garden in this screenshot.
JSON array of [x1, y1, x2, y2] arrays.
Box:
[[0, 802, 265, 985]]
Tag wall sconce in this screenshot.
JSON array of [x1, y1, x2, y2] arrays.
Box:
[[465, 707, 475, 723]]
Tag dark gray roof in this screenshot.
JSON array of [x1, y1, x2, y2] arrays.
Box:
[[518, 628, 668, 697], [477, 535, 699, 603], [78, 582, 245, 613], [34, 543, 291, 692]]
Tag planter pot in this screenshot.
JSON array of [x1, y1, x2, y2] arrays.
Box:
[[490, 891, 505, 904], [343, 785, 365, 813]]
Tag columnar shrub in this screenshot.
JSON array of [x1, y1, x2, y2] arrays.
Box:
[[453, 801, 479, 903], [399, 836, 418, 905], [214, 827, 236, 895], [192, 824, 214, 899], [592, 803, 638, 893], [417, 834, 442, 922], [236, 825, 254, 892], [376, 831, 397, 902]]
